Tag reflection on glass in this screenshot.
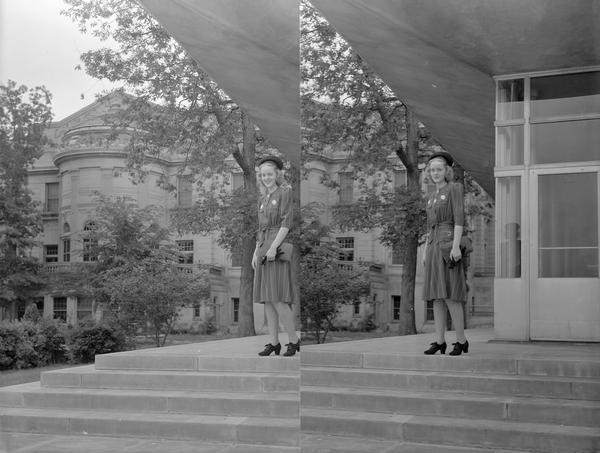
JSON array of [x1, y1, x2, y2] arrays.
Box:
[[531, 71, 600, 118], [497, 125, 524, 166], [498, 177, 521, 278], [531, 118, 600, 164], [538, 173, 598, 278], [497, 79, 524, 121]]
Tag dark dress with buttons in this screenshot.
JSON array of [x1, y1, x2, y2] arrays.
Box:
[[423, 182, 467, 303], [253, 185, 294, 304]]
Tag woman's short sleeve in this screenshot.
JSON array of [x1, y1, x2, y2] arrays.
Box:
[[450, 182, 465, 227], [279, 186, 293, 229]]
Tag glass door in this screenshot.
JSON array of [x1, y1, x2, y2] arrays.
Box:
[[530, 168, 600, 340]]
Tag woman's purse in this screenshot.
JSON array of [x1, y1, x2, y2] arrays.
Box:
[[261, 242, 294, 264]]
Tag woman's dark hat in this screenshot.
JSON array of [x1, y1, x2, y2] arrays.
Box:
[[428, 151, 454, 166], [257, 155, 284, 170]]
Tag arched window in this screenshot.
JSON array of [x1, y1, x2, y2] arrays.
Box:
[[83, 221, 96, 231], [63, 222, 70, 234], [82, 221, 97, 262]]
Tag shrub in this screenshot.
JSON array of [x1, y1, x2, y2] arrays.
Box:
[[0, 321, 38, 370], [67, 321, 127, 364], [37, 319, 68, 365]]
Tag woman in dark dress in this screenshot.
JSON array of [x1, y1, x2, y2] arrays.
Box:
[[252, 156, 300, 357], [422, 151, 469, 356]]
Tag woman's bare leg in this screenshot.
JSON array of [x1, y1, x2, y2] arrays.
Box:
[[433, 299, 447, 344], [274, 301, 298, 343], [446, 299, 466, 343], [264, 302, 280, 345]]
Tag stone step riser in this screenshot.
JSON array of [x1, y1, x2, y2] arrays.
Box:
[[0, 391, 299, 418], [302, 369, 599, 400], [301, 414, 599, 453], [95, 355, 299, 373], [41, 372, 299, 393], [301, 390, 600, 427], [301, 352, 600, 378], [0, 413, 299, 447]]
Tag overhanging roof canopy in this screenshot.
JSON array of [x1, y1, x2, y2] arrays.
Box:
[[311, 0, 600, 195], [140, 0, 300, 167]]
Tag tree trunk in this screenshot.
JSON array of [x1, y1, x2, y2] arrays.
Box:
[[398, 108, 420, 335], [237, 113, 257, 337], [288, 163, 302, 330]]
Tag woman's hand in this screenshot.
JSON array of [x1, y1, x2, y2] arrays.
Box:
[[450, 246, 462, 262], [265, 246, 277, 262]]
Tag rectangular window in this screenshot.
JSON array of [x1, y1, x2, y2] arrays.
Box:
[[392, 295, 401, 321], [232, 297, 240, 323], [53, 297, 67, 322], [176, 240, 194, 264], [44, 245, 58, 263], [353, 301, 360, 316], [83, 239, 97, 262], [391, 244, 404, 265], [530, 71, 600, 119], [77, 297, 93, 322], [231, 248, 242, 267], [193, 304, 201, 318], [45, 183, 59, 213], [337, 237, 354, 262], [497, 177, 521, 278], [62, 239, 71, 262], [497, 125, 524, 167], [497, 79, 524, 121], [531, 118, 600, 164], [538, 172, 598, 278], [177, 175, 193, 208], [232, 172, 244, 191], [394, 168, 407, 189], [339, 172, 354, 204], [426, 300, 434, 321]]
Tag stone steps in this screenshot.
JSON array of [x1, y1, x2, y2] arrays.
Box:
[[0, 407, 299, 446], [0, 432, 300, 453], [41, 366, 299, 392], [302, 385, 600, 427], [301, 347, 600, 452], [0, 339, 300, 450], [301, 408, 600, 453], [301, 433, 523, 453], [301, 366, 600, 400], [0, 382, 298, 417], [301, 350, 600, 378]]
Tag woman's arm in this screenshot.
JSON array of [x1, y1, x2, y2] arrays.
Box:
[[451, 225, 463, 261], [266, 227, 290, 260], [450, 182, 465, 261]]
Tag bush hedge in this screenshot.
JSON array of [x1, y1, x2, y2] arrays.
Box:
[[0, 318, 127, 370]]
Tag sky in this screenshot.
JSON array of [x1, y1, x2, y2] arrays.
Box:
[[0, 0, 116, 121]]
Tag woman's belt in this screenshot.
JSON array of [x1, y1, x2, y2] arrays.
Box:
[[258, 227, 280, 243]]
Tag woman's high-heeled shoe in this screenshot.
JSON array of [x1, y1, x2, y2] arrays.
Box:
[[283, 339, 300, 357], [258, 343, 281, 356], [424, 342, 447, 355], [449, 340, 469, 356]]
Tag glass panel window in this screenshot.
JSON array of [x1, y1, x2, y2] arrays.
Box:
[[339, 172, 354, 204], [232, 173, 244, 191], [392, 295, 401, 321], [391, 244, 404, 265], [176, 240, 194, 264], [531, 71, 600, 119], [538, 173, 598, 278], [77, 297, 93, 321], [193, 304, 201, 318], [497, 79, 524, 121], [497, 177, 521, 278], [425, 300, 434, 321], [232, 297, 239, 323], [44, 245, 58, 263], [178, 176, 193, 208], [62, 239, 71, 262], [337, 237, 354, 262], [231, 248, 242, 267], [45, 183, 59, 213], [531, 118, 600, 164], [497, 125, 524, 166], [53, 297, 67, 322]]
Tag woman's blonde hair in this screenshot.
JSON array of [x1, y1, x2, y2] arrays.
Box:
[[257, 161, 287, 196], [424, 157, 454, 183]]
